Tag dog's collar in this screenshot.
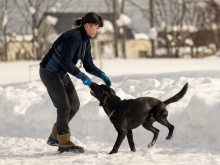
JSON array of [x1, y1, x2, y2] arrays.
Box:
[[108, 109, 116, 118], [108, 102, 121, 118]]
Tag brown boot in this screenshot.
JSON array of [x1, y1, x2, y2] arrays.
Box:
[[47, 123, 59, 146], [57, 132, 84, 153]]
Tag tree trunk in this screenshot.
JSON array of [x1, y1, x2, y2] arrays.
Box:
[[113, 0, 119, 58], [2, 0, 8, 61], [122, 26, 126, 58], [3, 26, 8, 61], [120, 0, 126, 59], [150, 0, 155, 58]]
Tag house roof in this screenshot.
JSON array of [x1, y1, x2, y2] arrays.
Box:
[[38, 12, 134, 39]]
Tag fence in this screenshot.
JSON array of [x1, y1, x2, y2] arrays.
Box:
[[29, 64, 39, 82]]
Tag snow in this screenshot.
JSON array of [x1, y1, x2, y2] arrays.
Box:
[[155, 48, 167, 56], [29, 6, 36, 15], [160, 21, 167, 31], [170, 25, 198, 33], [167, 34, 173, 41], [149, 27, 158, 40], [182, 25, 198, 33], [46, 16, 58, 26], [3, 12, 8, 27], [116, 14, 131, 27], [0, 57, 220, 164], [103, 45, 113, 58], [99, 20, 114, 33], [185, 38, 194, 46], [49, 7, 57, 13], [13, 35, 32, 42], [134, 32, 150, 40], [212, 23, 218, 30]]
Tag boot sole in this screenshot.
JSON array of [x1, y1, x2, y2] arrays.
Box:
[[58, 147, 84, 153], [47, 137, 59, 147]]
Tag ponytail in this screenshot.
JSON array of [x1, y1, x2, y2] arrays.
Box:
[[74, 12, 103, 27], [74, 18, 83, 27]]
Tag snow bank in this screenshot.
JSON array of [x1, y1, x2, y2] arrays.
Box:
[[1, 58, 220, 164], [0, 74, 220, 151]]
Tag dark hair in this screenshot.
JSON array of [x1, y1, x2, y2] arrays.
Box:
[[74, 12, 103, 27]]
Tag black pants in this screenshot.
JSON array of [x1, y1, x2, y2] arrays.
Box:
[[39, 67, 80, 135]]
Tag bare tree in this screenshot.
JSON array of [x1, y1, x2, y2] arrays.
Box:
[[115, 0, 213, 58], [113, 0, 119, 58], [155, 0, 189, 57], [206, 0, 220, 50], [103, 0, 127, 58], [155, 0, 217, 58], [104, 0, 112, 13], [0, 0, 9, 61], [120, 0, 127, 59], [127, 0, 149, 20], [149, 0, 155, 57], [174, 0, 187, 58], [183, 0, 210, 58], [154, 0, 171, 57], [13, 0, 73, 60], [127, 0, 154, 57]]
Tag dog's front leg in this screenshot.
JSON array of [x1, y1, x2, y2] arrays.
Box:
[[127, 130, 136, 152], [109, 131, 126, 154]]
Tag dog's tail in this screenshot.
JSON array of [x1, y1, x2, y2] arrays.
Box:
[[163, 82, 188, 106]]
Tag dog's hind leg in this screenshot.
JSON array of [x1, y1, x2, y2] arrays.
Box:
[[154, 108, 174, 140], [126, 130, 136, 152], [142, 113, 159, 148], [143, 124, 159, 148]]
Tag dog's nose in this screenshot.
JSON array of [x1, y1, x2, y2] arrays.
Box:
[[90, 82, 97, 87], [90, 82, 95, 88]]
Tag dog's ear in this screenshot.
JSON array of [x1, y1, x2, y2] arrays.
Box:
[[100, 95, 107, 106], [110, 88, 116, 96]]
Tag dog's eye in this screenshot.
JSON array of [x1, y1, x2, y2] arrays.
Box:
[[102, 93, 107, 97]]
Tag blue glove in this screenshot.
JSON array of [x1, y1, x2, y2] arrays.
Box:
[[82, 77, 92, 87], [101, 73, 111, 87]]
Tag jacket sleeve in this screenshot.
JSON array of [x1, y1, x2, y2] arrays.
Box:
[[60, 36, 87, 80], [82, 40, 104, 78]]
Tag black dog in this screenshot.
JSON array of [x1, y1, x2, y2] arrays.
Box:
[[90, 82, 188, 154]]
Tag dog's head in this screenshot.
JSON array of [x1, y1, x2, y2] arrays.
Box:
[[90, 82, 116, 106]]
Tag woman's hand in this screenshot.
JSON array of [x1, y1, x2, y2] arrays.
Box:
[[82, 77, 92, 87], [101, 73, 111, 87]]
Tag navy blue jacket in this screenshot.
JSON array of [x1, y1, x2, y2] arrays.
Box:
[[40, 26, 103, 81]]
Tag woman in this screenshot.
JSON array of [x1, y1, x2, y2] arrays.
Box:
[[39, 12, 111, 153]]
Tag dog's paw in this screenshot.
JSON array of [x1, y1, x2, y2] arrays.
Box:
[[109, 149, 118, 154], [131, 148, 136, 152], [109, 151, 117, 154], [148, 143, 155, 148], [148, 140, 156, 148], [166, 134, 173, 140]]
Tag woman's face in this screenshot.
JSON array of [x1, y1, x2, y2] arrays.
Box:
[[84, 23, 100, 38]]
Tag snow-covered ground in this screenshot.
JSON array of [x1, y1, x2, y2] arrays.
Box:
[[0, 57, 220, 165]]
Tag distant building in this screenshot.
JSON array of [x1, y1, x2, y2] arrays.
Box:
[[157, 28, 218, 58], [6, 35, 33, 61], [37, 12, 151, 59]]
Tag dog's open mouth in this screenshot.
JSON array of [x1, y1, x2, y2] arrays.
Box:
[[90, 89, 94, 95]]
